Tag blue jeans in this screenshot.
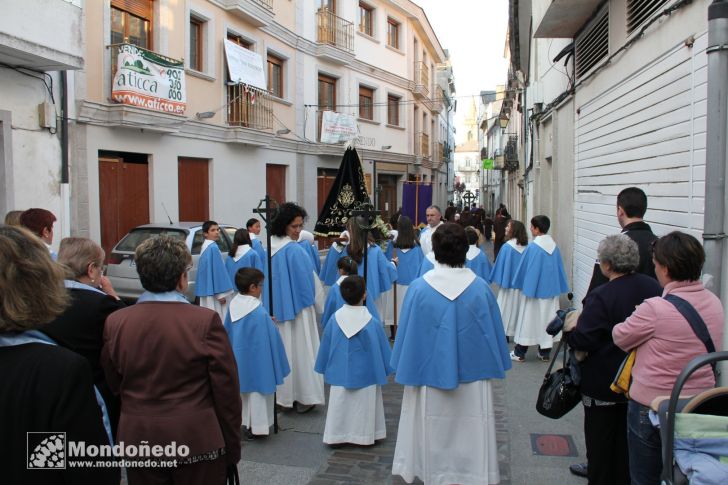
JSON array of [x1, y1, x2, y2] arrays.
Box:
[[627, 400, 662, 485]]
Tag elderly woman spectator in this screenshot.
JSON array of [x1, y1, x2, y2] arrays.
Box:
[[564, 235, 662, 485], [613, 231, 724, 485], [0, 226, 117, 484], [101, 236, 241, 483], [42, 237, 125, 439], [391, 223, 511, 484], [3, 210, 23, 226]]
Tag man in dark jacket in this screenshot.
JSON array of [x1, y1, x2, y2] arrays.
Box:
[[570, 186, 658, 478]]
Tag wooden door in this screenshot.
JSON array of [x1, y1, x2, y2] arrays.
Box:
[[178, 157, 209, 221], [378, 174, 398, 222], [266, 164, 287, 206], [99, 156, 149, 259]]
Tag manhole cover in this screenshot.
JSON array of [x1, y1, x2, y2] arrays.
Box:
[[530, 434, 578, 457]]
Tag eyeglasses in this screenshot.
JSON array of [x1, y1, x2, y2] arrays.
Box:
[[185, 264, 193, 273]]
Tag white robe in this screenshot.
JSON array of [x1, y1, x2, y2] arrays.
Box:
[[497, 287, 525, 337], [392, 380, 500, 485], [513, 296, 560, 348], [198, 239, 233, 319], [241, 392, 274, 435], [323, 385, 386, 445]]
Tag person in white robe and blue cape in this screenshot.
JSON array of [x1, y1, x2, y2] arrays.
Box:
[[298, 229, 321, 273], [391, 222, 511, 485], [224, 267, 289, 438], [388, 216, 423, 335], [225, 228, 267, 309], [510, 215, 570, 362], [320, 256, 379, 329], [195, 221, 234, 320], [490, 220, 529, 339], [269, 203, 325, 412], [246, 218, 267, 264], [315, 275, 394, 445], [465, 226, 493, 282]]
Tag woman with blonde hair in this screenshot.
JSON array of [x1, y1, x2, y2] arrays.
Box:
[[0, 226, 117, 484], [43, 237, 125, 438]]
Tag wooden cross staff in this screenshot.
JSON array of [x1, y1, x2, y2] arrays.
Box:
[[252, 195, 280, 433], [351, 202, 379, 298]]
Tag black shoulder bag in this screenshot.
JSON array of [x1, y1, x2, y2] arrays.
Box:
[[663, 294, 719, 380], [536, 339, 582, 419]]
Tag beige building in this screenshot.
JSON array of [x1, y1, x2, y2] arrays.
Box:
[[61, 0, 455, 254], [454, 97, 479, 208]]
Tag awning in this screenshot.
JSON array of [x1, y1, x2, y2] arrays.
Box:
[[533, 0, 604, 38]]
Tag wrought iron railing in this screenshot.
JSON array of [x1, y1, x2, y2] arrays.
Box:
[[226, 84, 273, 130], [254, 0, 273, 9], [317, 8, 354, 52]]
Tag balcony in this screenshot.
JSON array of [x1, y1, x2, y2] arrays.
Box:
[[426, 87, 445, 114], [413, 61, 429, 100], [316, 8, 354, 65], [415, 132, 430, 159], [226, 83, 273, 131], [504, 136, 519, 172], [217, 0, 274, 27]]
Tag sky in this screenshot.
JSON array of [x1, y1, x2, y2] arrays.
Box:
[[413, 0, 510, 142]]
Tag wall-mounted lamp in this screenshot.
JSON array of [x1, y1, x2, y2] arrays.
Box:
[[196, 111, 215, 120], [498, 113, 509, 132], [275, 128, 291, 135], [381, 145, 392, 150]]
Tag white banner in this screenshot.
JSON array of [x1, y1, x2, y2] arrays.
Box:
[[320, 111, 358, 144], [224, 39, 266, 90], [111, 44, 186, 115]]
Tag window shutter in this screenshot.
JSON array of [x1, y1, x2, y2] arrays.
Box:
[[627, 0, 668, 34], [112, 0, 153, 20], [575, 5, 608, 78]]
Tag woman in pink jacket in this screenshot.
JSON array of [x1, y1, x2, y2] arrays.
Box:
[[612, 231, 724, 485]]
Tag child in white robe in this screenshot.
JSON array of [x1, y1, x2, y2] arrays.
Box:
[[315, 275, 394, 445], [224, 268, 290, 438]]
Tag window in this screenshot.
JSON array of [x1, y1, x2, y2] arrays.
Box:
[[317, 0, 335, 12], [387, 94, 400, 126], [627, 0, 668, 34], [359, 86, 374, 120], [111, 0, 153, 48], [267, 53, 284, 98], [318, 74, 337, 140], [358, 3, 373, 36], [227, 33, 251, 49], [575, 5, 608, 78], [189, 17, 203, 71], [387, 18, 400, 49]]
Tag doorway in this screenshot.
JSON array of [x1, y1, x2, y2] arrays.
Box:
[[266, 164, 287, 206], [178, 157, 209, 221]]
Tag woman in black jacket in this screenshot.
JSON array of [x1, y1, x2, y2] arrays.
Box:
[[42, 237, 125, 438], [564, 234, 661, 485]]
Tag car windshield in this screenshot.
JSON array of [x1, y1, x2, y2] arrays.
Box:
[[191, 229, 232, 255], [115, 228, 188, 252]]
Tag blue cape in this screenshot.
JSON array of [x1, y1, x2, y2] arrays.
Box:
[[512, 244, 570, 298], [251, 238, 267, 264], [467, 251, 493, 283], [490, 242, 525, 288], [391, 246, 424, 285], [315, 315, 394, 388], [271, 242, 315, 321], [195, 243, 233, 297], [225, 249, 269, 309], [224, 305, 290, 394], [298, 241, 321, 273], [391, 277, 511, 389], [319, 244, 346, 286], [418, 256, 434, 276], [321, 282, 381, 329]]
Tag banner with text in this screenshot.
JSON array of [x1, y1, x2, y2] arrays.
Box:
[[224, 39, 266, 90], [112, 44, 186, 115], [320, 111, 358, 144]]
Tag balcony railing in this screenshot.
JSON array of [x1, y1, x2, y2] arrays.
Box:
[[226, 84, 273, 130], [317, 8, 354, 52], [416, 132, 430, 158], [413, 61, 430, 98], [254, 0, 273, 9]]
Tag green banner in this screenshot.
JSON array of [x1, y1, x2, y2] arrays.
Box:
[[482, 158, 494, 170]]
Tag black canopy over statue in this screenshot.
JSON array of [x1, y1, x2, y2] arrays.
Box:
[[313, 147, 371, 238]]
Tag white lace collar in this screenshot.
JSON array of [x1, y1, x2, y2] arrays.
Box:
[[466, 245, 480, 261], [270, 236, 294, 256], [201, 239, 215, 253], [334, 304, 372, 338], [533, 235, 556, 255], [228, 294, 262, 321], [423, 263, 477, 300], [233, 244, 251, 262]]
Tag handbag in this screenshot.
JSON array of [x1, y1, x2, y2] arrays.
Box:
[[536, 339, 581, 419]]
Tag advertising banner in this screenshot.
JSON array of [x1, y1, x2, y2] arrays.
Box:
[[223, 39, 266, 90], [320, 111, 358, 144], [112, 44, 186, 115]]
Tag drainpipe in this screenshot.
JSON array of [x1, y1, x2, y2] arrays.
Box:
[[704, 0, 728, 376], [60, 71, 71, 239]]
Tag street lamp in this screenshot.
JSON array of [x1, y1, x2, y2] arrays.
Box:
[[498, 113, 509, 133]]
